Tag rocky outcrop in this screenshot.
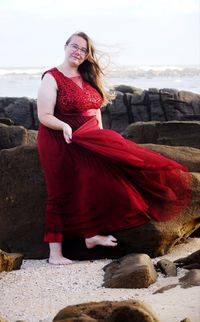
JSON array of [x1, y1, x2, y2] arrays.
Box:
[[102, 89, 200, 133], [0, 143, 199, 259], [142, 144, 200, 172], [0, 250, 23, 272], [0, 144, 48, 259], [0, 123, 37, 149], [1, 89, 200, 133], [103, 253, 157, 288], [0, 97, 38, 129], [124, 121, 200, 148], [53, 300, 160, 322]]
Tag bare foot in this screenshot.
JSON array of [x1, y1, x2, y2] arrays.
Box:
[[48, 256, 73, 265], [48, 242, 73, 265], [85, 235, 118, 249]]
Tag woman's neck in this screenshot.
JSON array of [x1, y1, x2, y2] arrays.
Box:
[[58, 62, 79, 77]]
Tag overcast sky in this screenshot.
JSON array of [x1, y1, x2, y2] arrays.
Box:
[[0, 0, 200, 67]]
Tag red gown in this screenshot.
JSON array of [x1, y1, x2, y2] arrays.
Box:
[[37, 67, 191, 242]]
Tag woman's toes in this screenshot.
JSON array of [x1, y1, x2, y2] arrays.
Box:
[[48, 257, 73, 265]]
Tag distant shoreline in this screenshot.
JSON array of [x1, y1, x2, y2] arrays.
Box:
[[0, 66, 200, 98]]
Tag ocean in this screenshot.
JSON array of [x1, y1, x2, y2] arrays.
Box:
[[0, 66, 199, 98]]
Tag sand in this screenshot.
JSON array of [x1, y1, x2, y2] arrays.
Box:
[[0, 237, 200, 322]]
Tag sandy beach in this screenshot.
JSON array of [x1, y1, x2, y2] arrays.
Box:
[[0, 237, 199, 322]]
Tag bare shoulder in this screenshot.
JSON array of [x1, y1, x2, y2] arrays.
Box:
[[38, 73, 58, 96], [41, 72, 57, 89]]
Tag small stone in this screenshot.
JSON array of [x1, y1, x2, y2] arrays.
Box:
[[179, 269, 200, 288], [153, 284, 178, 294], [103, 253, 157, 288], [156, 259, 177, 276], [0, 249, 23, 272]]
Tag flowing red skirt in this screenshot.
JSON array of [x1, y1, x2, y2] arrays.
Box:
[[37, 114, 191, 242]]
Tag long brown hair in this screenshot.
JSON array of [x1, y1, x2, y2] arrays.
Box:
[[65, 31, 112, 105]]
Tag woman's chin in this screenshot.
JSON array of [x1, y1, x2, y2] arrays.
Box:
[[69, 58, 82, 67]]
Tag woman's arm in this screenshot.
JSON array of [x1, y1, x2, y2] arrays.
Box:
[[96, 109, 103, 129], [37, 73, 72, 143]]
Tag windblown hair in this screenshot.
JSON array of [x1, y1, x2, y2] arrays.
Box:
[[65, 31, 112, 106]]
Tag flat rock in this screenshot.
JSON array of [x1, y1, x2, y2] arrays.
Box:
[[142, 144, 200, 172], [53, 300, 160, 322], [103, 253, 157, 288], [153, 284, 178, 294], [124, 121, 200, 149], [179, 269, 200, 288], [174, 249, 200, 268]]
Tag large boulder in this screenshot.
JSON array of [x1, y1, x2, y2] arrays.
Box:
[[1, 90, 200, 133], [0, 97, 38, 129], [0, 142, 199, 259], [0, 144, 48, 258], [0, 123, 37, 149], [124, 121, 200, 148], [53, 300, 160, 322], [101, 89, 200, 133], [142, 144, 200, 172]]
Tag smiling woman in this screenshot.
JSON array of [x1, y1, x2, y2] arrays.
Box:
[[37, 31, 191, 267]]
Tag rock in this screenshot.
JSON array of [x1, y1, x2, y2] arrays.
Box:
[[124, 121, 200, 149], [53, 300, 160, 322], [0, 117, 14, 126], [114, 85, 143, 94], [153, 284, 178, 294], [180, 318, 192, 322], [0, 144, 200, 259], [103, 253, 157, 288], [102, 91, 130, 134], [0, 316, 9, 322], [1, 90, 200, 133], [0, 123, 37, 149], [101, 89, 200, 133], [141, 144, 200, 173], [0, 97, 38, 129], [174, 249, 200, 269], [0, 145, 48, 259], [156, 259, 177, 276], [0, 249, 23, 272], [179, 269, 200, 288]]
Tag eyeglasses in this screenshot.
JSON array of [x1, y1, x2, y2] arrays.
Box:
[[69, 43, 88, 56]]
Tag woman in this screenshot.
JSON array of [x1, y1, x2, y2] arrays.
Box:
[[37, 31, 191, 265]]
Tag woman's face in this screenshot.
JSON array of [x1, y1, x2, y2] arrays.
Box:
[[65, 35, 88, 67]]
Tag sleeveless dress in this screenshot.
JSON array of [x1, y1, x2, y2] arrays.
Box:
[[37, 67, 191, 242]]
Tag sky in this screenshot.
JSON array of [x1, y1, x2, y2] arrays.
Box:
[[0, 0, 200, 68]]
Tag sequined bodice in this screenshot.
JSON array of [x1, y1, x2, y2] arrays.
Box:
[[44, 67, 103, 114]]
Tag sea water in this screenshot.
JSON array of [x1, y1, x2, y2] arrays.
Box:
[[0, 66, 199, 98]]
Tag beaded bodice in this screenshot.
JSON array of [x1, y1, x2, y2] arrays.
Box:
[[44, 67, 103, 114]]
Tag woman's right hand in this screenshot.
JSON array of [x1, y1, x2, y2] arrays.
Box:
[[63, 123, 72, 143]]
